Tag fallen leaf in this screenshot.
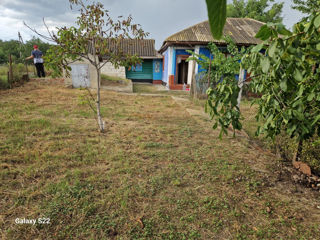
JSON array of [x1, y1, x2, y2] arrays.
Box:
[[136, 218, 144, 229]]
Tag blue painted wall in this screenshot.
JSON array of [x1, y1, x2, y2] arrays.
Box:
[[198, 47, 213, 72], [176, 49, 192, 56], [162, 49, 169, 83], [172, 48, 176, 76], [153, 59, 163, 80]]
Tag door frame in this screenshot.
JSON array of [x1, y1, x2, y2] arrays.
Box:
[[175, 55, 190, 85]]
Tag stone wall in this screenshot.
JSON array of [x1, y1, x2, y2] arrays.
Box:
[[100, 61, 126, 79]]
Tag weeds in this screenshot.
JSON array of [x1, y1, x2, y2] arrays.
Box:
[[0, 80, 319, 239]]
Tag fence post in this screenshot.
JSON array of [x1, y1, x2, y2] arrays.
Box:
[[8, 54, 13, 88]]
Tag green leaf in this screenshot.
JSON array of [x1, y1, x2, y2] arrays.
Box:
[[294, 69, 303, 81], [297, 85, 304, 97], [261, 58, 270, 73], [314, 15, 320, 28], [206, 0, 227, 40], [268, 42, 277, 58], [212, 122, 218, 129], [255, 25, 272, 41], [293, 110, 304, 121], [276, 24, 292, 36], [251, 44, 263, 53], [316, 43, 320, 51], [311, 115, 320, 126], [307, 92, 315, 101], [280, 80, 287, 92]]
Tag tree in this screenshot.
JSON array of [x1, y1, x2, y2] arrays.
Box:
[[204, 0, 284, 40], [227, 0, 284, 23], [242, 13, 320, 162], [40, 0, 147, 132], [203, 1, 320, 163], [292, 0, 320, 15], [188, 37, 247, 137]]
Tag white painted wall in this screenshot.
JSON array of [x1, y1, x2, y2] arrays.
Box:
[[166, 46, 173, 87], [100, 61, 126, 79], [64, 57, 98, 89]]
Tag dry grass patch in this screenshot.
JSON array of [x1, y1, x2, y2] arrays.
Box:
[[0, 79, 320, 239]]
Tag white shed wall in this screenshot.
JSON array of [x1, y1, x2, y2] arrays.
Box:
[[100, 62, 126, 79]]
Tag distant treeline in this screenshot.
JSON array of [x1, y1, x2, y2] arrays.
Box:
[[0, 37, 51, 64]]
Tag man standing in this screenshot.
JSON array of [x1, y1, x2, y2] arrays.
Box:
[[26, 45, 46, 78]]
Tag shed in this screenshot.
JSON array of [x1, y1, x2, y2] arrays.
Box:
[[101, 39, 163, 84], [66, 39, 163, 88]]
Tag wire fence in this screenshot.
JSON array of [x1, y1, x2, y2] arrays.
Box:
[[0, 54, 32, 89]]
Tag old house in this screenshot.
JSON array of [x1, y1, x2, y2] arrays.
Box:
[[159, 18, 264, 90]]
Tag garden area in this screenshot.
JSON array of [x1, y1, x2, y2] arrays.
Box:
[[1, 79, 320, 239], [1, 0, 320, 239]]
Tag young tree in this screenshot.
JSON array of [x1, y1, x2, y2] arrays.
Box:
[[202, 2, 320, 163], [227, 0, 284, 23], [41, 0, 147, 132], [292, 0, 320, 15], [188, 38, 247, 137], [204, 0, 283, 40], [242, 12, 320, 162]]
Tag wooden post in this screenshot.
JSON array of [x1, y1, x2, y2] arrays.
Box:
[[7, 71, 10, 88], [8, 54, 13, 88]]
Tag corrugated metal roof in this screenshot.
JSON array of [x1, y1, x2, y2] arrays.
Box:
[[160, 18, 264, 52]]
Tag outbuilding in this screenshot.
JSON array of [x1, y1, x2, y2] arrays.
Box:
[[65, 39, 163, 88]]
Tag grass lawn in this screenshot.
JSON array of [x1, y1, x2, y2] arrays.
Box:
[[1, 80, 320, 239], [133, 83, 189, 97], [101, 74, 131, 87], [0, 65, 8, 88]]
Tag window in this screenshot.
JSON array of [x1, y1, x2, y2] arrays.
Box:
[[132, 63, 142, 72]]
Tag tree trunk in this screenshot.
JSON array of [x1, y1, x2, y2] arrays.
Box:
[[190, 60, 196, 99], [96, 69, 105, 133], [237, 67, 245, 109], [292, 139, 303, 164]]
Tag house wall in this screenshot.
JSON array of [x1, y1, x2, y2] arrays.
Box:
[[100, 62, 126, 79], [198, 47, 212, 72], [126, 59, 153, 82], [64, 57, 98, 89]]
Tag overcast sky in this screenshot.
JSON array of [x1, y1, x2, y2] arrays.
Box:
[[0, 0, 304, 49]]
